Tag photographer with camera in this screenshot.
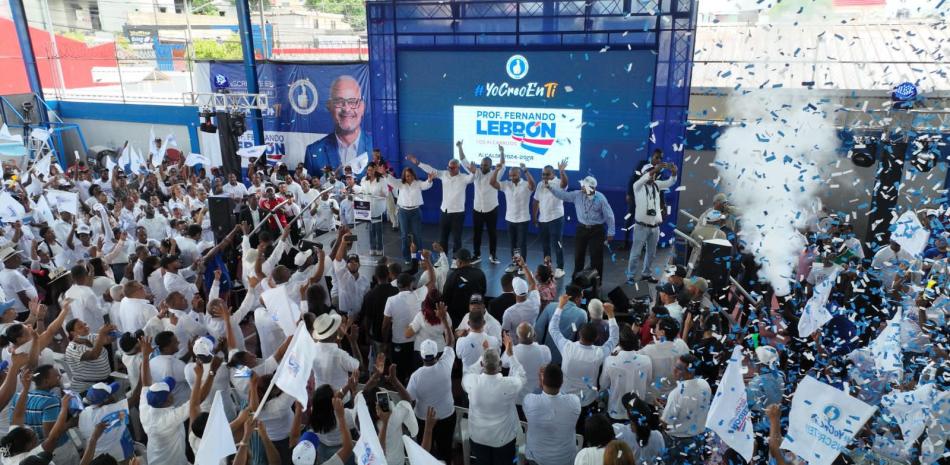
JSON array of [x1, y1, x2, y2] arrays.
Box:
[[626, 155, 678, 284]]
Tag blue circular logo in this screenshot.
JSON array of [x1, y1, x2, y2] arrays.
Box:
[[892, 81, 917, 101], [213, 74, 230, 90], [823, 405, 841, 421], [506, 55, 529, 80]]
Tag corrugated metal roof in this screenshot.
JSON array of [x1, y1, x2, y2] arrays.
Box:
[[692, 21, 950, 90]]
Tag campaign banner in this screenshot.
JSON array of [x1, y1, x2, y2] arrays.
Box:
[[453, 105, 582, 170], [207, 62, 372, 169], [782, 376, 876, 465]]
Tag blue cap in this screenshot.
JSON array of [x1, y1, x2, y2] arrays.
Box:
[[86, 382, 120, 405], [145, 377, 176, 408]]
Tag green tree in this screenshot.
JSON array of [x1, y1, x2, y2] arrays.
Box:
[[192, 0, 220, 16], [193, 34, 243, 59], [304, 0, 366, 30]]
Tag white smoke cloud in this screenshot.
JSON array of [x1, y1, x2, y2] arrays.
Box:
[[713, 90, 840, 295]]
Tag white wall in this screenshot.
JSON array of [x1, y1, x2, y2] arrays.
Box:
[[64, 118, 194, 154]]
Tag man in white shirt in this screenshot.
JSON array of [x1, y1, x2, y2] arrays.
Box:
[[0, 248, 37, 315], [507, 322, 550, 405], [628, 155, 679, 283], [148, 331, 191, 407], [64, 265, 107, 334], [491, 160, 535, 259], [410, 146, 474, 255], [311, 311, 361, 391], [600, 325, 653, 419], [137, 206, 170, 241], [533, 163, 568, 277], [117, 281, 160, 335], [462, 336, 525, 465], [523, 363, 581, 465], [399, 339, 457, 463], [383, 272, 426, 383], [331, 230, 370, 318], [500, 259, 541, 338], [657, 282, 685, 325], [639, 317, 691, 399], [222, 173, 249, 203], [172, 226, 202, 268], [161, 255, 197, 304], [459, 144, 503, 264], [456, 306, 500, 367], [661, 353, 712, 465], [549, 294, 619, 422]]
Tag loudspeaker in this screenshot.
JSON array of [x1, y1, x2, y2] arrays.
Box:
[[208, 197, 235, 242], [696, 238, 735, 292], [608, 281, 653, 314]]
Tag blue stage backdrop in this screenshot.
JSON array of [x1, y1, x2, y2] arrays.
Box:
[[208, 62, 372, 168], [397, 50, 658, 233]]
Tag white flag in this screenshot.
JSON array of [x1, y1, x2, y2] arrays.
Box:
[[131, 146, 147, 173], [891, 210, 929, 257], [798, 269, 838, 336], [148, 126, 157, 158], [869, 307, 903, 378], [0, 124, 20, 143], [31, 153, 52, 178], [0, 192, 25, 223], [46, 189, 79, 216], [237, 145, 268, 159], [402, 435, 443, 465], [29, 128, 49, 143], [119, 144, 132, 171], [273, 322, 317, 407], [33, 196, 55, 225], [349, 152, 369, 174], [782, 376, 876, 465], [104, 153, 117, 172], [354, 393, 387, 465], [194, 391, 237, 465], [186, 152, 211, 167], [705, 346, 753, 462], [260, 285, 300, 338], [880, 383, 936, 445]]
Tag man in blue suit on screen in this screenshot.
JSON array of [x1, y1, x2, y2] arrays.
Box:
[[304, 75, 373, 177]]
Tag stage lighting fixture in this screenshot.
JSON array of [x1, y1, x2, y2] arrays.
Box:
[[230, 111, 246, 135], [849, 139, 877, 168], [199, 108, 217, 133]]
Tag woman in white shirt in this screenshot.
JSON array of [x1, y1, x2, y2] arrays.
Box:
[[614, 394, 666, 465], [405, 290, 454, 355], [574, 414, 614, 465], [384, 166, 434, 264]]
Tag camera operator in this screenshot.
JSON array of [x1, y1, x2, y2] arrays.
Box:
[[626, 157, 678, 284]]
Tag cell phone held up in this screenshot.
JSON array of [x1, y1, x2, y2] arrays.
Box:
[[376, 391, 390, 413]]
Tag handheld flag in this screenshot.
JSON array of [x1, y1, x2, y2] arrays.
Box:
[[260, 285, 300, 338], [798, 269, 838, 336], [194, 391, 237, 465], [705, 346, 753, 462], [354, 393, 387, 465], [272, 322, 317, 408]]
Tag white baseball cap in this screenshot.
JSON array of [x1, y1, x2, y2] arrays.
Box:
[[512, 277, 529, 296], [192, 336, 215, 358], [420, 339, 439, 360], [294, 249, 313, 267]]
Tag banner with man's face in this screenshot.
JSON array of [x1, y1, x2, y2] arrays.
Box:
[[206, 63, 372, 168]]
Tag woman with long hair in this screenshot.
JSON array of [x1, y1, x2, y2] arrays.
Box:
[[360, 162, 389, 256], [574, 414, 614, 465], [405, 288, 455, 364], [603, 440, 636, 465], [617, 393, 665, 465], [384, 164, 435, 264]]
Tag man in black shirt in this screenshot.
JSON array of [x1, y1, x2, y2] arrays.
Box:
[[487, 273, 516, 322], [442, 248, 487, 324], [359, 264, 399, 358]]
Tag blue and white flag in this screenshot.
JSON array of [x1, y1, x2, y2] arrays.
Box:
[[869, 307, 903, 378], [798, 269, 838, 336], [880, 383, 937, 446], [705, 346, 753, 462], [782, 376, 876, 465], [273, 322, 316, 407], [354, 393, 387, 465]]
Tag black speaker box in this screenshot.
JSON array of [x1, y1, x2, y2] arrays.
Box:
[[208, 197, 235, 242], [608, 281, 653, 314]]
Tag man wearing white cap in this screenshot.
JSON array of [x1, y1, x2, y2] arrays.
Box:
[[500, 257, 540, 340], [399, 338, 456, 463], [627, 158, 678, 283], [0, 247, 36, 315], [184, 336, 230, 414], [548, 174, 615, 279]]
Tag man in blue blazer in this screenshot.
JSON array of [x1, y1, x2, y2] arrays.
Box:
[[304, 75, 373, 177]]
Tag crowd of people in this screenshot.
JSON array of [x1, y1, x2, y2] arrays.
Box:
[[0, 138, 944, 465]]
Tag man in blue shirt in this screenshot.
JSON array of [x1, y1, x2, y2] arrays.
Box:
[[534, 284, 589, 364], [548, 174, 615, 279]]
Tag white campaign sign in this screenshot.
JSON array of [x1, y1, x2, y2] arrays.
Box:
[[782, 376, 876, 465], [453, 105, 582, 170]]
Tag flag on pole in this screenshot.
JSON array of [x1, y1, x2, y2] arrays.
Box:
[[354, 393, 387, 465], [273, 322, 317, 408], [237, 145, 268, 159], [33, 196, 54, 225], [260, 285, 300, 338], [0, 124, 20, 143], [402, 435, 443, 465], [705, 346, 754, 462], [782, 376, 876, 465], [185, 152, 211, 167], [798, 269, 838, 336], [0, 192, 26, 223], [194, 391, 237, 465], [46, 189, 79, 216], [869, 307, 902, 378], [31, 153, 52, 178], [120, 144, 132, 174]]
